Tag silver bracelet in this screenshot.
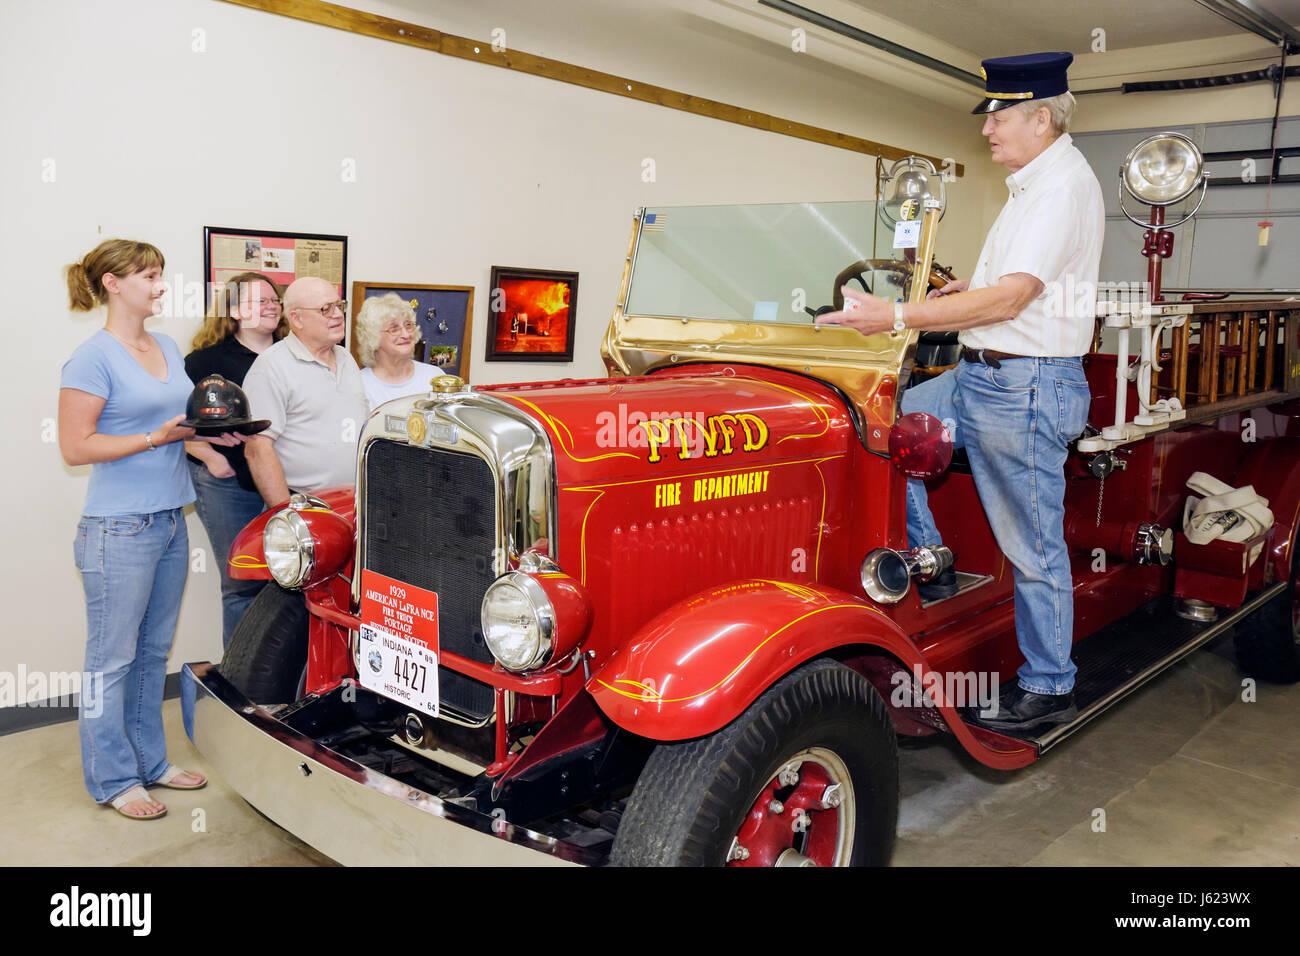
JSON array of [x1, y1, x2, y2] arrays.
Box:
[[144, 431, 156, 451]]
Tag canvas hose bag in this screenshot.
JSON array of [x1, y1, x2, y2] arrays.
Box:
[[1182, 471, 1274, 546]]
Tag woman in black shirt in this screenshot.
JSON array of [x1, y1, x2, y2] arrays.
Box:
[[184, 272, 287, 646]]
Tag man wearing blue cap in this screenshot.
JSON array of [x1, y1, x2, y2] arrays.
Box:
[[818, 52, 1105, 732]]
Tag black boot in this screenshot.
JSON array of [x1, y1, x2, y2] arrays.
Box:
[[967, 685, 1077, 733], [917, 567, 958, 601]]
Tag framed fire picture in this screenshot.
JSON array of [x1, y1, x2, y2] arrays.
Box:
[[485, 266, 578, 362], [348, 282, 475, 381], [203, 226, 348, 305]]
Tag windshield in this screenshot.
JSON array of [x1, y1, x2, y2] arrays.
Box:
[[624, 201, 906, 325]]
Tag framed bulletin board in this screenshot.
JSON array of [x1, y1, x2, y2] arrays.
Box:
[[203, 226, 348, 304], [349, 282, 475, 381]]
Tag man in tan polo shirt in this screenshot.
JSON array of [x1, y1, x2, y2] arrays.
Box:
[[243, 276, 369, 505]]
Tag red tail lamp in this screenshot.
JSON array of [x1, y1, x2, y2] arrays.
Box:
[[888, 411, 952, 480]]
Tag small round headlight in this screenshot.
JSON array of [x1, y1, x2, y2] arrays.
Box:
[[263, 511, 314, 588], [481, 573, 555, 672]]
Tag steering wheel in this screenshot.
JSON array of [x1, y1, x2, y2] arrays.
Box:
[[830, 259, 957, 312]]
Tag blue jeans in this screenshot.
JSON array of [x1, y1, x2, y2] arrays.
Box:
[[75, 508, 189, 803], [188, 459, 266, 647], [902, 358, 1091, 695]]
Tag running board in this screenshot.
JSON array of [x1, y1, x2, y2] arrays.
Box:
[[965, 582, 1286, 754]]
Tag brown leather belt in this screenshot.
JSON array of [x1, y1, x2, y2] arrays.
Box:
[[959, 346, 1036, 369]]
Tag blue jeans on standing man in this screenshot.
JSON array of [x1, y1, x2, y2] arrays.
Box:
[[188, 459, 266, 647], [902, 357, 1091, 695], [75, 508, 189, 804]]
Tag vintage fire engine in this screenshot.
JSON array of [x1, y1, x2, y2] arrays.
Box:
[[182, 136, 1300, 866]]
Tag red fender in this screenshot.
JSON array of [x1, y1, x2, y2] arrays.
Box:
[[1234, 440, 1300, 585], [228, 485, 356, 580], [585, 579, 917, 741], [585, 579, 1039, 769]]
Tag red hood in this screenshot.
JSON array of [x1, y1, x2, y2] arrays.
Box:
[[481, 365, 856, 485]]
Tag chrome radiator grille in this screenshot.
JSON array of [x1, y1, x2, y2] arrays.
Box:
[[363, 439, 496, 720]]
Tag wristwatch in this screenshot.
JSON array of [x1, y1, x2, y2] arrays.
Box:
[[893, 302, 907, 333]]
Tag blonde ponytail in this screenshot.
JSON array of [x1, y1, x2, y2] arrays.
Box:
[[66, 261, 98, 312], [66, 239, 165, 312]]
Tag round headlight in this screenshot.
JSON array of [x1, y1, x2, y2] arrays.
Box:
[[481, 573, 555, 672], [1122, 132, 1203, 206], [263, 511, 314, 588]]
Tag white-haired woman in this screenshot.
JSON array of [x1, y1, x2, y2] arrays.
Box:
[[355, 293, 445, 409]]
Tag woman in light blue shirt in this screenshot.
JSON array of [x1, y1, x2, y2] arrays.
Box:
[[59, 239, 241, 820]]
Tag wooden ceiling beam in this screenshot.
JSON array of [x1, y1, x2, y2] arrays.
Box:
[[216, 0, 964, 176]]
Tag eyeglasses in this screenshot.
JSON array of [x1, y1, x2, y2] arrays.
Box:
[[382, 321, 418, 336], [252, 297, 282, 309], [295, 300, 347, 317]]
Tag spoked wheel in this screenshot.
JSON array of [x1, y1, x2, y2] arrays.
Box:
[[727, 747, 855, 867], [610, 659, 897, 867]]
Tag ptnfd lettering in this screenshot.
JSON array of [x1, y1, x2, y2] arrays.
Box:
[[639, 413, 770, 463]]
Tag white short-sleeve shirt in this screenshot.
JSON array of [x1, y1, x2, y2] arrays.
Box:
[[242, 333, 369, 492], [359, 361, 444, 410], [960, 133, 1105, 357]]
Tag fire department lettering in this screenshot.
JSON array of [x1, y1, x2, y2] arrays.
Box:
[[654, 469, 769, 507], [694, 469, 769, 502], [638, 412, 770, 463]]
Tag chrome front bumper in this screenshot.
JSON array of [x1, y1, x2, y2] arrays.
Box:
[[181, 663, 592, 866]]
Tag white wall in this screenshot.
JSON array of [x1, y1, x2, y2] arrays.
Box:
[[1071, 34, 1300, 132], [0, 0, 997, 692]]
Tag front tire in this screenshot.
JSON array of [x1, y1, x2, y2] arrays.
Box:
[[610, 659, 898, 867], [220, 582, 310, 704]]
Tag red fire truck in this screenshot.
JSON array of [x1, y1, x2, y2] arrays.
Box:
[[183, 141, 1300, 866]]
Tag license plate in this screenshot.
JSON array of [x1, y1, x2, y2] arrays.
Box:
[[358, 570, 440, 717]]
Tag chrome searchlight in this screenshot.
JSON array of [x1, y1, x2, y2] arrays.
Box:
[[1117, 131, 1208, 304], [1119, 132, 1207, 227], [878, 156, 947, 229]]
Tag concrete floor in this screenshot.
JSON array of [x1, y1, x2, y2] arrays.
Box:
[[1, 634, 1295, 866]]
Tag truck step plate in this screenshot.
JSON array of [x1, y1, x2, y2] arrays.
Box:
[[965, 582, 1285, 753]]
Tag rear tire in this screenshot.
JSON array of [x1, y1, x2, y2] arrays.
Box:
[[610, 659, 898, 867], [220, 582, 310, 703], [1233, 584, 1300, 684]]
